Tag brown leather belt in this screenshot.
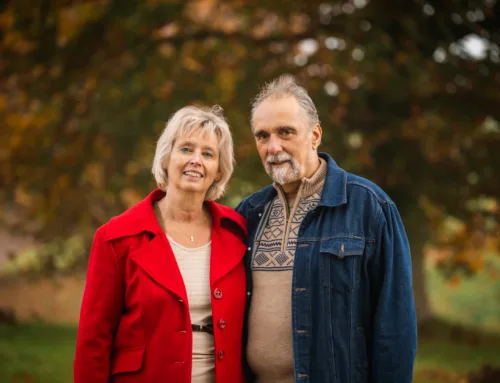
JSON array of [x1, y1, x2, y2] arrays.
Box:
[[191, 324, 214, 335]]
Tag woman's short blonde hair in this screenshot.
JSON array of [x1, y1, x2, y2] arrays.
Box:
[[151, 105, 234, 201]]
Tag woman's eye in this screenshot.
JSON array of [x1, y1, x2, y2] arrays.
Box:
[[203, 152, 213, 158], [180, 147, 191, 153]]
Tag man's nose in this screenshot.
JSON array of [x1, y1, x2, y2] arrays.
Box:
[[267, 135, 282, 155]]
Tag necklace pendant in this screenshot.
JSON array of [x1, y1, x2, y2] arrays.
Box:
[[190, 236, 194, 242]]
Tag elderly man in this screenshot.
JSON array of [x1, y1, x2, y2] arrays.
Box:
[[236, 75, 417, 383]]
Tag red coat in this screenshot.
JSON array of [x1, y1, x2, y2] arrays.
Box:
[[74, 189, 247, 383]]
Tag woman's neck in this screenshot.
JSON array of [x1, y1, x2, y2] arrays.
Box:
[[159, 188, 207, 223]]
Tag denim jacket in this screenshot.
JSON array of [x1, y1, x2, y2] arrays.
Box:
[[236, 152, 417, 383]]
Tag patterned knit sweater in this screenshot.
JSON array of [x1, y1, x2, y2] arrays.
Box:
[[247, 158, 327, 383]]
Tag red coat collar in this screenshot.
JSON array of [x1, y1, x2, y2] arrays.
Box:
[[104, 189, 246, 241]]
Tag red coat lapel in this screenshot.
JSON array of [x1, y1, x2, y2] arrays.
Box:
[[207, 201, 247, 286], [129, 234, 188, 302], [103, 190, 247, 299]]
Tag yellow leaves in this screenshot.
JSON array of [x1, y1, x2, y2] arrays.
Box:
[[5, 113, 30, 133], [395, 52, 408, 65], [158, 43, 176, 58], [125, 162, 140, 177], [56, 175, 70, 190], [0, 7, 14, 29], [83, 163, 105, 189], [154, 80, 174, 100], [57, 2, 109, 47], [186, 0, 219, 24], [156, 22, 179, 39], [215, 69, 237, 103], [31, 65, 44, 79], [419, 195, 444, 222], [182, 56, 204, 73], [14, 187, 34, 208], [0, 95, 7, 111], [489, 270, 499, 281], [485, 236, 498, 253], [108, 88, 123, 100], [448, 274, 461, 289], [94, 136, 113, 160], [121, 188, 143, 208], [50, 66, 62, 78], [2, 30, 35, 55], [85, 77, 97, 92]]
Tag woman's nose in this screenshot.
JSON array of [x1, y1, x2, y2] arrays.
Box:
[[189, 151, 202, 165]]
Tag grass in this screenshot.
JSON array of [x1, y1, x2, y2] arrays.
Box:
[[0, 321, 499, 383], [0, 258, 499, 383], [0, 322, 76, 383]]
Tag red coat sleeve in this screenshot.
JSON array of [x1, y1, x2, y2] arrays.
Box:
[[74, 224, 124, 383]]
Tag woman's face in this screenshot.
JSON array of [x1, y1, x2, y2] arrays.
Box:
[[165, 128, 221, 197]]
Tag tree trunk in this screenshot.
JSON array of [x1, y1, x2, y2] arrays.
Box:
[[402, 207, 433, 323]]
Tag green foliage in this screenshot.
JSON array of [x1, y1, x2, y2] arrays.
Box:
[[0, 0, 499, 273], [427, 255, 500, 333], [0, 236, 87, 276]]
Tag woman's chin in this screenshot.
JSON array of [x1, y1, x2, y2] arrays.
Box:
[[176, 183, 208, 195]]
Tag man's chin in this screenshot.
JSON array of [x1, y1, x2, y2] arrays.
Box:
[[268, 171, 300, 185]]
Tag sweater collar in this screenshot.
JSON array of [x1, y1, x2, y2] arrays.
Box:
[[273, 157, 327, 201]]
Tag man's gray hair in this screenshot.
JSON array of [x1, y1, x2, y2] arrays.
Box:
[[251, 74, 320, 130]]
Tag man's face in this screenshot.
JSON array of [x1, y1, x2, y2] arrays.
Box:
[[252, 95, 322, 188]]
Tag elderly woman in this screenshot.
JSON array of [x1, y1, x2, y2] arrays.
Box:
[[74, 106, 247, 383]]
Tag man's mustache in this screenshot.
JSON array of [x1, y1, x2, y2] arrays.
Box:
[[266, 153, 294, 164]]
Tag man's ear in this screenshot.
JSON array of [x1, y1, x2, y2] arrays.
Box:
[[312, 123, 322, 149]]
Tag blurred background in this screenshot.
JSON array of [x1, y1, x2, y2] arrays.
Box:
[[0, 0, 499, 382]]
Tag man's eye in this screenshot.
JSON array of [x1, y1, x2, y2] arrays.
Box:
[[281, 129, 292, 135], [255, 133, 267, 140]]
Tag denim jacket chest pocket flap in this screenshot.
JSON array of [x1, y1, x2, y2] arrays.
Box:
[[320, 237, 365, 258], [320, 237, 365, 293]]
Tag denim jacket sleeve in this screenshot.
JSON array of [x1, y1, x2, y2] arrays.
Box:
[[370, 202, 417, 383]]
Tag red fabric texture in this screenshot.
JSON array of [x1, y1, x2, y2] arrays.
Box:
[[74, 189, 247, 383]]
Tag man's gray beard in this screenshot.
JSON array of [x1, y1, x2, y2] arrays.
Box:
[[265, 154, 301, 185]]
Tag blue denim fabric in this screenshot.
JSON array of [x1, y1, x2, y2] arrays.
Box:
[[236, 152, 417, 383]]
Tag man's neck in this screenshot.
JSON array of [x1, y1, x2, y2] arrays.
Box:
[[281, 157, 321, 195]]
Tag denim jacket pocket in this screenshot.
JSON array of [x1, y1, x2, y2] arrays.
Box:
[[320, 237, 365, 259], [320, 237, 365, 294]]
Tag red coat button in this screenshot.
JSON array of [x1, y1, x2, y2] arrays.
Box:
[[217, 350, 225, 360], [213, 288, 223, 299], [218, 319, 226, 329]]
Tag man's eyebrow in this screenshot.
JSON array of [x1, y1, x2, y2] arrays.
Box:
[[279, 125, 297, 131]]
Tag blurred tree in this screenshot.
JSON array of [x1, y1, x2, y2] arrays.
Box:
[[1, 0, 499, 322]]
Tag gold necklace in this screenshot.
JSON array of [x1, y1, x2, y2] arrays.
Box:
[[159, 206, 209, 243]]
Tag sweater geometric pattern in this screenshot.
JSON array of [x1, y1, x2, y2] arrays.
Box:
[[252, 190, 322, 271]]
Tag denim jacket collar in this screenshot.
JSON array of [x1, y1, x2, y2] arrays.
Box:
[[247, 152, 347, 209]]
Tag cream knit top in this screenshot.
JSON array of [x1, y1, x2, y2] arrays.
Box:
[[168, 236, 215, 383]]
